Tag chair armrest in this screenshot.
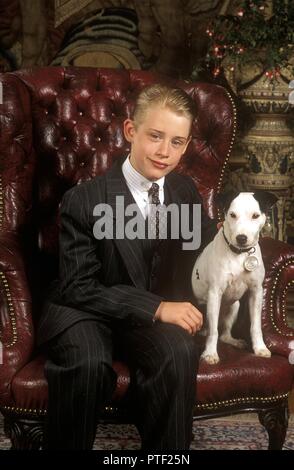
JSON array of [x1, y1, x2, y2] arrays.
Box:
[[260, 237, 294, 357], [0, 234, 34, 405], [0, 73, 35, 405]]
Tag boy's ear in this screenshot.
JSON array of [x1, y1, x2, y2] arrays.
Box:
[[214, 190, 240, 215], [123, 119, 136, 142], [253, 190, 278, 214]]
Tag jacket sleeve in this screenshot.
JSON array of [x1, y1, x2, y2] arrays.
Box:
[[58, 187, 163, 326], [171, 176, 218, 303]]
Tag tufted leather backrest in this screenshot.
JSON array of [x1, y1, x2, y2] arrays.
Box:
[[0, 67, 235, 287]]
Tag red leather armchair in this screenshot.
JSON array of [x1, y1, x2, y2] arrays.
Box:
[[0, 67, 293, 450]]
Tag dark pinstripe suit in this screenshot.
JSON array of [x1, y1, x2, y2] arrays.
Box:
[[38, 155, 217, 450]]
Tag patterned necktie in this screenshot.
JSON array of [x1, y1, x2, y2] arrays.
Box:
[[148, 182, 160, 239]]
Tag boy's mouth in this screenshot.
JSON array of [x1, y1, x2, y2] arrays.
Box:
[[149, 159, 168, 170]]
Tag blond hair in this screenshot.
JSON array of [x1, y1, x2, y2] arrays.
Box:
[[133, 84, 196, 132]]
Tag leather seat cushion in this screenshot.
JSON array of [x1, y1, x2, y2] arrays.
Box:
[[10, 342, 294, 413]]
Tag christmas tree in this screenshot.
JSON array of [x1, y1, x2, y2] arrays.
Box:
[[205, 0, 294, 83]]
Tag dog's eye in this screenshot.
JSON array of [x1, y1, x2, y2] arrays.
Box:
[[229, 212, 237, 218], [252, 213, 260, 219]]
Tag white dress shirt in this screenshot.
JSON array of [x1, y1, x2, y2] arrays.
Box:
[[122, 155, 165, 219]]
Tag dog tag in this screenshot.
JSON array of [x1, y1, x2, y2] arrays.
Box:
[[244, 255, 259, 271]]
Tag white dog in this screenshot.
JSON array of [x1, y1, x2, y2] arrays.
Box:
[[191, 191, 277, 364]]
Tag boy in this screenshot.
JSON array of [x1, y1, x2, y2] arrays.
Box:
[[37, 84, 217, 450]]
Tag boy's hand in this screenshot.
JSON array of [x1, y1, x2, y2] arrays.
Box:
[[154, 301, 203, 335]]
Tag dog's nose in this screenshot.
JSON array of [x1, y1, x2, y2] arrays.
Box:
[[236, 234, 248, 245]]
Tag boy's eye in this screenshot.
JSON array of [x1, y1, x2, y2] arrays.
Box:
[[229, 212, 237, 218], [172, 140, 183, 147], [252, 213, 260, 219], [150, 133, 160, 140]]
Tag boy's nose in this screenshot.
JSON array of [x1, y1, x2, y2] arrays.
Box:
[[158, 139, 170, 156]]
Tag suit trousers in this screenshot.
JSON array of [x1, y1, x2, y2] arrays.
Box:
[[43, 317, 201, 450]]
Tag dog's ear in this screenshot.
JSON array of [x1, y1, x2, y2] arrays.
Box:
[[253, 190, 278, 214], [215, 190, 240, 215]]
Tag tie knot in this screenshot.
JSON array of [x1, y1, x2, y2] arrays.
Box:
[[148, 182, 159, 198], [148, 183, 160, 206]]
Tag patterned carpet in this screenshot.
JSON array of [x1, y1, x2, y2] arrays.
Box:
[[0, 414, 293, 450]]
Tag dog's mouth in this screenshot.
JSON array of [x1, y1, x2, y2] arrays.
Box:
[[223, 229, 258, 253], [235, 234, 259, 249], [236, 238, 259, 249], [236, 241, 249, 248], [235, 240, 256, 249]]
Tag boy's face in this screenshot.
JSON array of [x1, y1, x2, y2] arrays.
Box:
[[123, 105, 191, 181]]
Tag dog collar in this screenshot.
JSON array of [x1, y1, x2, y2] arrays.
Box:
[[222, 228, 255, 255]]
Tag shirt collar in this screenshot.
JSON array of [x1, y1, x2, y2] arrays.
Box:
[[122, 155, 165, 193]]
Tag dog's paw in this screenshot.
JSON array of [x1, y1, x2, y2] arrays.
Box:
[[220, 335, 247, 350], [201, 352, 220, 364], [254, 347, 271, 358]]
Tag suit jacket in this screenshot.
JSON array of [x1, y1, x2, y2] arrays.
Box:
[[37, 156, 217, 346]]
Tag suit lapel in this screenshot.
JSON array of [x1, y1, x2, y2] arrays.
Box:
[[156, 172, 186, 260], [105, 158, 190, 291], [106, 157, 149, 289], [164, 171, 191, 206]]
